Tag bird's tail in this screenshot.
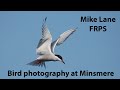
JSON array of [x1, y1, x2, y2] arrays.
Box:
[[27, 60, 46, 68]]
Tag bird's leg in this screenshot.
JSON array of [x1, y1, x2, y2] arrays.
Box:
[[43, 62, 46, 69]]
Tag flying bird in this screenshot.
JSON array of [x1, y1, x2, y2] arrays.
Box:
[[27, 17, 76, 68]]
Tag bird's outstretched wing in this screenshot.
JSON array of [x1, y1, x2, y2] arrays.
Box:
[[56, 29, 76, 46], [51, 29, 76, 53], [36, 17, 52, 55], [37, 17, 52, 48]]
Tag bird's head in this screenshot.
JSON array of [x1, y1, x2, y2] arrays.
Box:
[[55, 54, 65, 64]]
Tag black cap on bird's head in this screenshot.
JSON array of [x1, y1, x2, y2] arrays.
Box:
[[55, 54, 65, 64]]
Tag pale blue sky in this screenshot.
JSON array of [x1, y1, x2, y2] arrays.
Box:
[[0, 11, 120, 79]]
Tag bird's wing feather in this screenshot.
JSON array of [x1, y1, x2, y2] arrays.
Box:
[[36, 17, 52, 55], [57, 29, 76, 46], [37, 17, 52, 49], [51, 29, 76, 53]]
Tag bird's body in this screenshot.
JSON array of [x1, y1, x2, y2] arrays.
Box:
[[27, 17, 76, 67]]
